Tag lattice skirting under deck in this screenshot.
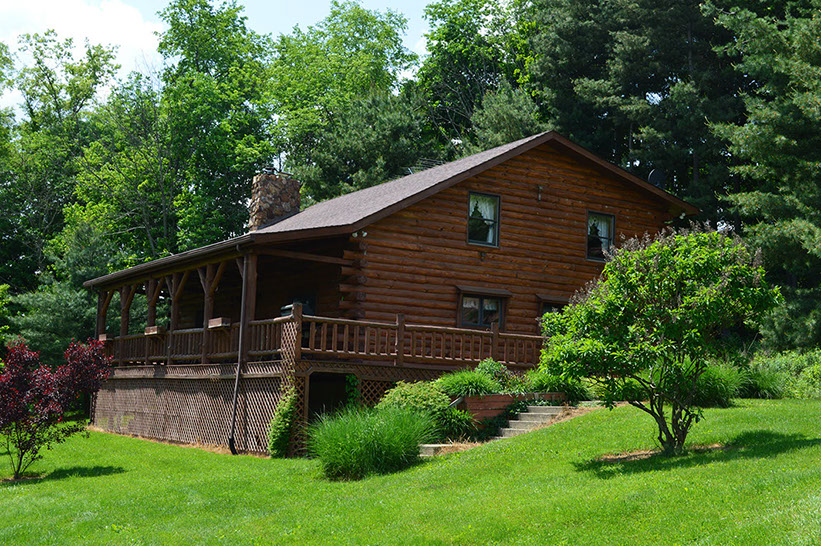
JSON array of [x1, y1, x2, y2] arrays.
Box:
[[94, 359, 455, 454]]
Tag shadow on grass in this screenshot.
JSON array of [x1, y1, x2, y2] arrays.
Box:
[[1, 465, 125, 486], [575, 430, 821, 479]]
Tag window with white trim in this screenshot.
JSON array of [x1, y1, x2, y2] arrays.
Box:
[[587, 212, 614, 260], [467, 192, 500, 246], [460, 294, 503, 329]]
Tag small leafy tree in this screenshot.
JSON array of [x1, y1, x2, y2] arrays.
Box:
[[0, 339, 110, 479], [541, 228, 779, 454]]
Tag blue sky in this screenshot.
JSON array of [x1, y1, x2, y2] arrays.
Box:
[[0, 0, 432, 108]]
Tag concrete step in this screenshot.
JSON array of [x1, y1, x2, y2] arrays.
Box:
[[524, 405, 563, 415], [493, 406, 565, 441], [419, 444, 451, 457], [512, 412, 558, 423], [498, 428, 528, 438], [505, 423, 538, 431]]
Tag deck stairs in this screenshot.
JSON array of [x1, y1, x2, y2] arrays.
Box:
[[494, 405, 564, 439]]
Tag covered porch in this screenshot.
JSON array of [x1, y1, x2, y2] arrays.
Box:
[[88, 241, 542, 454]]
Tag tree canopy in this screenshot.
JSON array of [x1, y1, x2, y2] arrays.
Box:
[[711, 0, 821, 349]]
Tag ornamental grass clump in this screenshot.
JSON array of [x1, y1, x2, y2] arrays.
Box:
[[692, 363, 744, 408], [526, 369, 592, 403], [308, 406, 434, 480], [740, 363, 787, 399], [436, 370, 499, 398]]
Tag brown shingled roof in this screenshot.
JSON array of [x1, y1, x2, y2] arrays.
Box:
[[252, 130, 696, 242], [85, 131, 697, 288]]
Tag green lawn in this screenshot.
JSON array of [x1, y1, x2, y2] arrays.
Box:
[[3, 400, 821, 545]]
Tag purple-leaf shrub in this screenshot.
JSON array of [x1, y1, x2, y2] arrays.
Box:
[[0, 339, 110, 479]]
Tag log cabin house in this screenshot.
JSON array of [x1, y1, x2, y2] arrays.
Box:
[[85, 131, 697, 454]]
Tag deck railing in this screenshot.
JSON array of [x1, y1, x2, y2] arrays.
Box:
[[109, 313, 543, 369]]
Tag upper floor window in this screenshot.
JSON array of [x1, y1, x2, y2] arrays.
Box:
[[468, 192, 500, 247], [587, 212, 614, 260]]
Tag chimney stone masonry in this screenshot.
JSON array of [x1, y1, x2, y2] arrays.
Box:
[[248, 172, 301, 231]]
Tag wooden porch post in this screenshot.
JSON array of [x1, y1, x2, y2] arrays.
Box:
[[165, 271, 190, 366], [168, 271, 190, 331], [292, 302, 302, 361], [491, 321, 500, 361], [119, 285, 137, 338], [395, 313, 405, 366], [96, 289, 114, 338], [146, 278, 163, 328], [198, 261, 227, 363], [228, 253, 257, 455], [145, 279, 164, 367]]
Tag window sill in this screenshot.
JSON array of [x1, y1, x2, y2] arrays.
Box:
[[467, 240, 500, 249]]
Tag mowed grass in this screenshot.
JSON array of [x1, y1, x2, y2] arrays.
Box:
[[3, 400, 821, 545]]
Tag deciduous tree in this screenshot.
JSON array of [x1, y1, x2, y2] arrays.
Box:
[[0, 339, 110, 479], [417, 0, 530, 139], [0, 31, 116, 292], [158, 0, 276, 249], [271, 0, 416, 198], [541, 228, 779, 454]]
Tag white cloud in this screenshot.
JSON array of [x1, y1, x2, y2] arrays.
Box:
[[1, 0, 164, 109]]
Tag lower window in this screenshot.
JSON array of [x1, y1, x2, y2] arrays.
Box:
[[540, 301, 566, 316], [461, 294, 503, 328]]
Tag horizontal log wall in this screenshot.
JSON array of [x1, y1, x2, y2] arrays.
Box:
[[355, 142, 673, 334]]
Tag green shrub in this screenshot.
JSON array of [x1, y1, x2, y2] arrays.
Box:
[[377, 381, 475, 441], [308, 406, 434, 480], [693, 364, 744, 408], [475, 358, 506, 379], [749, 350, 821, 399], [377, 381, 450, 416], [739, 364, 787, 399], [439, 408, 476, 440], [475, 358, 532, 393], [268, 388, 299, 458], [527, 370, 591, 403], [436, 370, 499, 397]]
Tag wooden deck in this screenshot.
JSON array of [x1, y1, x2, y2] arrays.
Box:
[[105, 309, 543, 370]]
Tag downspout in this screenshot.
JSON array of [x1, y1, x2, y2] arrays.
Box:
[[228, 252, 250, 455]]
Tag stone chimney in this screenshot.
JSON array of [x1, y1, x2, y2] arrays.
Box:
[[248, 171, 301, 231]]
